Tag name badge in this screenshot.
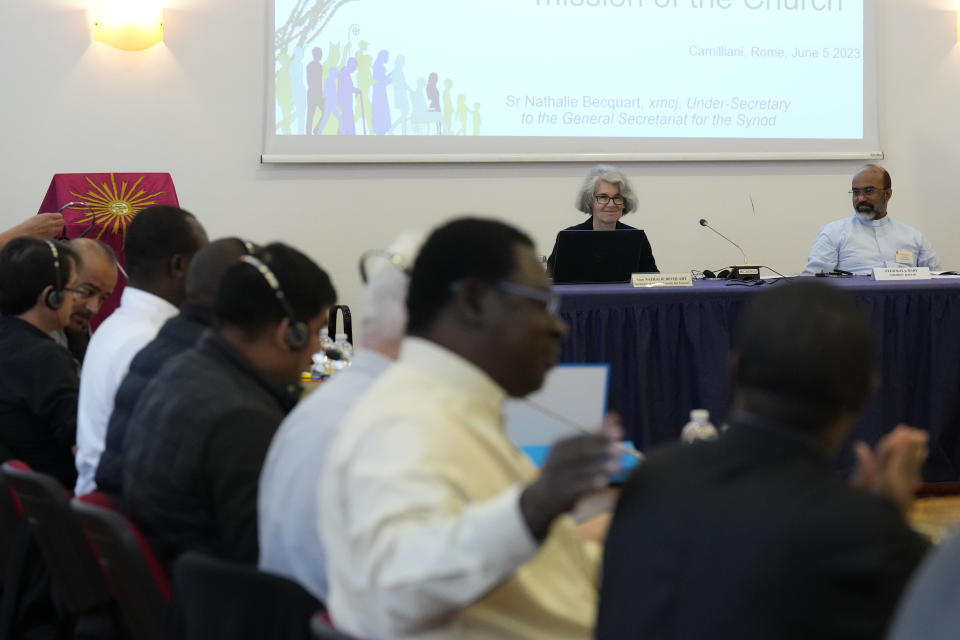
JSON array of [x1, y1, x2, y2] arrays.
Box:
[[873, 267, 931, 281], [895, 250, 914, 265], [632, 272, 693, 288]]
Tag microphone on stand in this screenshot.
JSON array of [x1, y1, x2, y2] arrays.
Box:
[[699, 218, 749, 264], [698, 218, 760, 281]]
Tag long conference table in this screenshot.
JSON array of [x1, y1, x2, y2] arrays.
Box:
[[556, 277, 960, 481]]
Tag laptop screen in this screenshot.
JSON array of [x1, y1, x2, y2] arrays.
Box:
[[552, 229, 656, 283]]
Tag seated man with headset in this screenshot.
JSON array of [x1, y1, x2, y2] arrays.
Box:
[[0, 237, 82, 489], [121, 243, 336, 571]]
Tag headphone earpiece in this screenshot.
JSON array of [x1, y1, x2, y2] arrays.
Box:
[[284, 321, 309, 350], [46, 289, 64, 311]]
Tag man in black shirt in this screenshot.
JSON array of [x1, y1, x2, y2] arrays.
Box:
[[95, 237, 253, 502], [597, 280, 930, 640], [0, 237, 82, 487], [122, 242, 336, 570]]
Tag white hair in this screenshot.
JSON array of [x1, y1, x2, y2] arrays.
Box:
[[360, 231, 424, 343], [574, 164, 639, 215]]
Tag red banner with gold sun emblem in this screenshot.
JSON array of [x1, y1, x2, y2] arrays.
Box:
[[37, 172, 179, 328]]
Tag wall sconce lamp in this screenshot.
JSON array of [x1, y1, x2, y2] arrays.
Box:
[[92, 3, 164, 51]]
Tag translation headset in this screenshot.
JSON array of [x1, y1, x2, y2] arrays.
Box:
[[358, 249, 412, 284], [44, 240, 65, 311], [702, 268, 732, 280], [239, 255, 309, 350]]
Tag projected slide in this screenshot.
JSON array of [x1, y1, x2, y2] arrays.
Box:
[[266, 0, 873, 161]]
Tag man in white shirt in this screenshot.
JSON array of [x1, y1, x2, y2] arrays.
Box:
[[259, 232, 423, 602], [74, 205, 207, 495], [321, 218, 622, 639], [803, 165, 940, 275]]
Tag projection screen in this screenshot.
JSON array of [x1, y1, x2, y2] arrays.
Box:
[[263, 0, 878, 163]]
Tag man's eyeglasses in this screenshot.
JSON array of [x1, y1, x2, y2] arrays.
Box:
[[65, 285, 108, 303], [450, 279, 561, 316], [849, 187, 884, 198], [495, 280, 560, 315], [594, 194, 625, 206]]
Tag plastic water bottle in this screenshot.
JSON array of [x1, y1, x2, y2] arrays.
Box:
[[329, 332, 353, 373], [681, 409, 718, 444], [309, 352, 330, 382], [318, 328, 335, 353], [310, 329, 336, 381]]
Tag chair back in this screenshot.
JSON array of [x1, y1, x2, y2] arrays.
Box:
[[0, 461, 111, 613], [310, 611, 364, 639], [170, 551, 323, 639], [0, 470, 22, 577], [71, 496, 170, 640], [0, 469, 27, 639]]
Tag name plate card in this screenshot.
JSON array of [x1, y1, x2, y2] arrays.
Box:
[[873, 267, 932, 281], [631, 272, 694, 288]]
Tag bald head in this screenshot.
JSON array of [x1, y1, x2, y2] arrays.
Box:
[[855, 164, 891, 189], [66, 238, 118, 332], [734, 280, 874, 436], [184, 237, 254, 311], [71, 238, 116, 265]]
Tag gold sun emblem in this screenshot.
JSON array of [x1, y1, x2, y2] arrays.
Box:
[[69, 174, 166, 239]]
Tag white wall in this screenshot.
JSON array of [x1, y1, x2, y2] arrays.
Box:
[[2, 0, 958, 335]]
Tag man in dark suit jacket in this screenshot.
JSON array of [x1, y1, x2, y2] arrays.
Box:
[[596, 280, 930, 640], [0, 238, 81, 488], [94, 237, 253, 503], [121, 243, 336, 571]]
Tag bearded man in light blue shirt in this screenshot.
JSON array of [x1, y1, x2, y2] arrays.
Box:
[[803, 165, 939, 275]]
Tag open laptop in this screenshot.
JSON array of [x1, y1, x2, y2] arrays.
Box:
[[551, 229, 654, 283]]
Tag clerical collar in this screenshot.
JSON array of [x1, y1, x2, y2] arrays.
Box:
[[853, 213, 892, 228]]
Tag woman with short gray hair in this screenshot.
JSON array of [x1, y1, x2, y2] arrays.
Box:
[[546, 164, 657, 277]]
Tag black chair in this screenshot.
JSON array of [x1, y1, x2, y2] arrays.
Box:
[[0, 441, 17, 577], [170, 551, 323, 639], [0, 468, 21, 579], [72, 495, 170, 640], [0, 461, 112, 614], [0, 468, 27, 639], [0, 461, 122, 639]]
